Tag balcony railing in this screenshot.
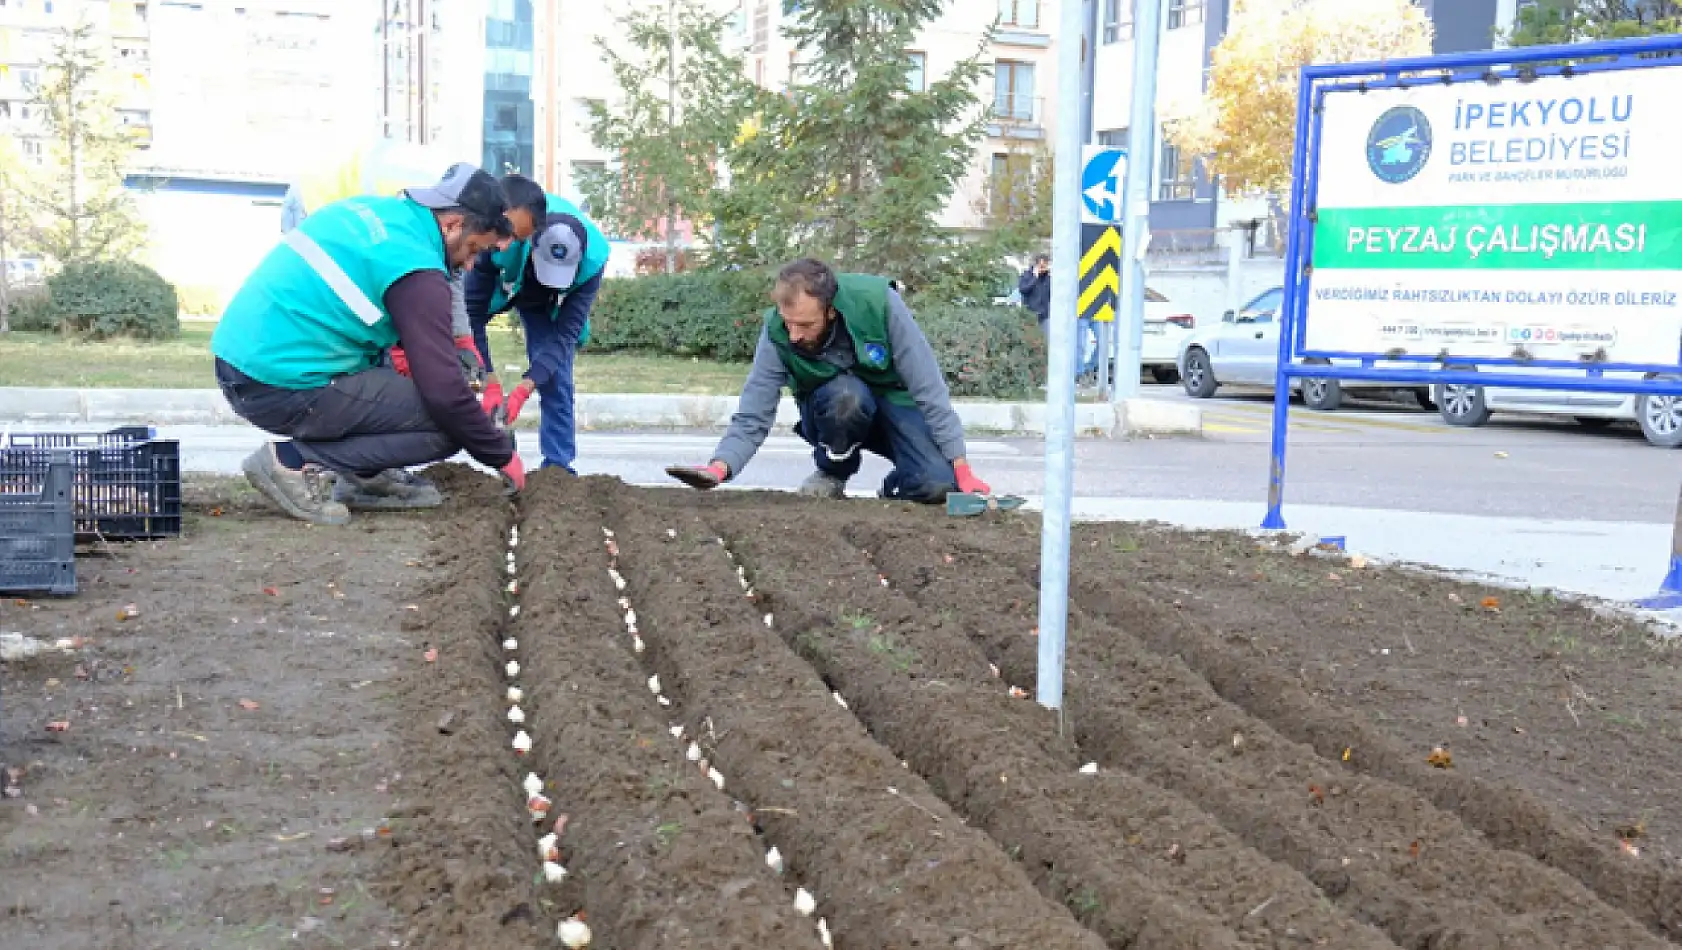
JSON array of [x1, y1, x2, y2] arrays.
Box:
[[992, 92, 1041, 124]]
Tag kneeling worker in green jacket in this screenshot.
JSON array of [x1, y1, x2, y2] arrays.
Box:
[[213, 163, 527, 526], [667, 257, 993, 503]]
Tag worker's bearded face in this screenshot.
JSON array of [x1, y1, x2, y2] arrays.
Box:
[[779, 291, 833, 356], [440, 217, 501, 270]]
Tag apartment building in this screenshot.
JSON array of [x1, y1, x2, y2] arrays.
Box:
[[527, 0, 613, 212], [1094, 0, 1524, 246], [0, 0, 153, 170], [2, 0, 378, 300], [731, 0, 1064, 232], [1092, 0, 1524, 317]]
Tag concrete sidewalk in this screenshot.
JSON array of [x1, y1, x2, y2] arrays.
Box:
[[0, 387, 1203, 439], [1045, 497, 1680, 623]]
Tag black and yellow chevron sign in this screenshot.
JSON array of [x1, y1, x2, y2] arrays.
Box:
[[1079, 224, 1121, 323]]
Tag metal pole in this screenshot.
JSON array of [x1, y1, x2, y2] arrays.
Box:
[[1112, 0, 1163, 405], [1225, 221, 1246, 318], [1081, 0, 1105, 400], [1036, 0, 1087, 712], [1262, 71, 1318, 531]]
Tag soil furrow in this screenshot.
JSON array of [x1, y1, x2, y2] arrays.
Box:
[[726, 508, 1400, 950], [851, 518, 1676, 950], [590, 478, 1109, 950], [1054, 544, 1682, 945], [377, 465, 548, 948], [516, 473, 823, 948]]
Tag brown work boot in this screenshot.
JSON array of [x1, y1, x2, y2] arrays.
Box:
[[241, 443, 351, 526]]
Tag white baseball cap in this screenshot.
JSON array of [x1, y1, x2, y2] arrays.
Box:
[[530, 221, 584, 290]]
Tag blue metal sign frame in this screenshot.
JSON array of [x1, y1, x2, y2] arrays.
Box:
[[1265, 35, 1682, 545]]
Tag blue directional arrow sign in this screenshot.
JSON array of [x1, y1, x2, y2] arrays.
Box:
[[1079, 146, 1126, 224]]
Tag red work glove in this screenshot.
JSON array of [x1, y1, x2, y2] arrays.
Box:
[[953, 460, 990, 495], [454, 336, 482, 368], [503, 379, 536, 424], [501, 452, 527, 493], [390, 346, 412, 377], [665, 461, 728, 490], [481, 380, 505, 418]]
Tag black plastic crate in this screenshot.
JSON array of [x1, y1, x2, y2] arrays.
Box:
[[0, 426, 182, 540], [0, 450, 76, 595]]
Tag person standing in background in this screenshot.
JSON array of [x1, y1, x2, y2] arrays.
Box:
[[1018, 254, 1051, 333]]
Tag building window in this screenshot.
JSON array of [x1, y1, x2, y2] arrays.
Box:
[[20, 139, 42, 164], [788, 50, 804, 85], [752, 1, 768, 53], [993, 60, 1035, 122], [1167, 0, 1204, 30], [906, 51, 926, 92], [571, 159, 606, 209], [1098, 127, 1127, 149], [997, 0, 1038, 29], [1102, 0, 1130, 43], [1158, 140, 1194, 201], [494, 103, 520, 131]]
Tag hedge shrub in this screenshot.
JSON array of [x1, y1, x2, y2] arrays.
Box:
[[916, 303, 1046, 400], [46, 260, 181, 340], [589, 269, 1046, 399], [588, 268, 774, 362], [3, 284, 57, 332]]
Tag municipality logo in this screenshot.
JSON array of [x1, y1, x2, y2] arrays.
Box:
[[1366, 106, 1431, 184]]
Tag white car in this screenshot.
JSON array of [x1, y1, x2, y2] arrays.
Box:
[[1175, 287, 1430, 410], [1435, 366, 1682, 447], [1138, 287, 1196, 383]]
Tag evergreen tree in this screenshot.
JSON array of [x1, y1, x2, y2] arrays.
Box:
[[583, 0, 766, 273], [23, 23, 148, 265], [714, 0, 991, 288]]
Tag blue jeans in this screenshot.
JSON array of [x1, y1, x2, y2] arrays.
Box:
[[795, 374, 956, 505], [1077, 317, 1099, 376], [467, 273, 601, 473]]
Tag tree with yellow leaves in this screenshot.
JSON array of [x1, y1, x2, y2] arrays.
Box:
[[1164, 0, 1432, 196]]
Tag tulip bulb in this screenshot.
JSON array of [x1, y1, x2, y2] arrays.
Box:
[[506, 686, 524, 703], [556, 918, 592, 948], [647, 675, 661, 695], [528, 794, 552, 821], [794, 888, 816, 916], [503, 637, 518, 651], [538, 832, 559, 862], [506, 660, 520, 678], [507, 705, 526, 725], [766, 846, 784, 874], [542, 860, 567, 883], [512, 730, 531, 754], [686, 742, 701, 762], [523, 772, 544, 796], [707, 767, 725, 791]]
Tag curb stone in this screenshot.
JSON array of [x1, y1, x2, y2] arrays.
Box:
[[0, 388, 1203, 439]]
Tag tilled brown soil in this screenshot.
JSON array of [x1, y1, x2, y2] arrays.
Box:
[[8, 470, 1679, 950]]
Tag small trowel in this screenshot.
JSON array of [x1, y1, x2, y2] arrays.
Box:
[[945, 491, 1027, 518]]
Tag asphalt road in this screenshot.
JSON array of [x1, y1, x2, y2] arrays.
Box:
[[151, 380, 1682, 527]]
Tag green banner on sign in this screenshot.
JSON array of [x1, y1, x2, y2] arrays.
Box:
[[1313, 201, 1682, 271]]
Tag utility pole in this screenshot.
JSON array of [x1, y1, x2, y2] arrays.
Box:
[[664, 0, 679, 274], [1111, 0, 1163, 405], [1037, 0, 1090, 713]]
